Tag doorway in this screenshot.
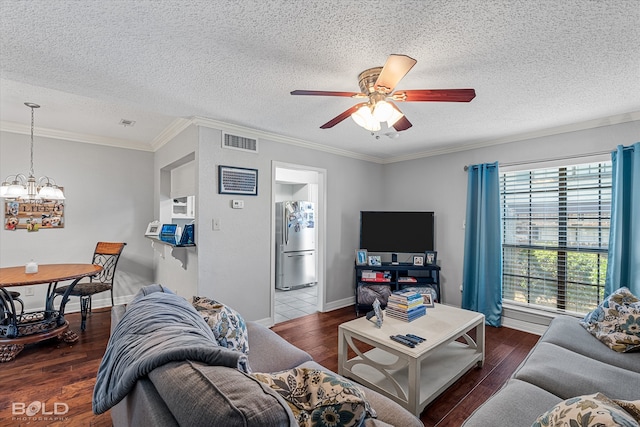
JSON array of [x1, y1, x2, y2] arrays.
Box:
[[271, 162, 326, 324]]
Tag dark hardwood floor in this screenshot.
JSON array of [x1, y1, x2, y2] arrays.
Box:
[[0, 306, 539, 427], [0, 308, 113, 427]]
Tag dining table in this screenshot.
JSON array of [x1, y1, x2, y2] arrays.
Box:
[[0, 263, 103, 362]]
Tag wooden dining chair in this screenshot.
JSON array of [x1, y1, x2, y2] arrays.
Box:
[[54, 242, 126, 331]]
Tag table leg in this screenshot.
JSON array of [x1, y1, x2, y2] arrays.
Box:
[[0, 288, 19, 338], [338, 328, 346, 376], [56, 277, 84, 327], [476, 321, 485, 367], [408, 357, 421, 415]]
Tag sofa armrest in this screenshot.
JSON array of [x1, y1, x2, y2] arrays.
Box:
[[246, 321, 313, 372]]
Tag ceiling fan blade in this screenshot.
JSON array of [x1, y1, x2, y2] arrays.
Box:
[[374, 54, 417, 93], [320, 102, 367, 129], [393, 116, 412, 132], [291, 90, 364, 98], [393, 89, 476, 102]]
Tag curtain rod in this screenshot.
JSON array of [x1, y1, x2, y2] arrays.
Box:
[[463, 149, 612, 171]]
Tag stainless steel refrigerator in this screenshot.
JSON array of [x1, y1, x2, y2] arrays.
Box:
[[275, 201, 317, 290]]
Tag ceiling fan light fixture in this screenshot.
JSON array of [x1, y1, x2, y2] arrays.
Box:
[[372, 100, 394, 122], [351, 105, 381, 132]]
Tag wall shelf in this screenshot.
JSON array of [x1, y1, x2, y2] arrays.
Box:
[[145, 236, 196, 248], [146, 236, 195, 269]]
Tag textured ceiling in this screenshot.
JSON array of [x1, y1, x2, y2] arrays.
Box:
[[1, 1, 639, 160]]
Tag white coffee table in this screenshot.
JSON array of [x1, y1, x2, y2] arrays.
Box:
[[338, 303, 485, 416]]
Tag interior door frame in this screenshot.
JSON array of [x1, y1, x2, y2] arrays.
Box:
[[271, 161, 327, 324]]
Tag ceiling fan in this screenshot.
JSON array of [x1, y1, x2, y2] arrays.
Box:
[[291, 54, 476, 133]]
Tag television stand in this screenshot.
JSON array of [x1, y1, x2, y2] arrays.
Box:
[[354, 263, 441, 315]]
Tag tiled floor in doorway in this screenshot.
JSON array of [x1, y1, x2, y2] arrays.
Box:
[[275, 285, 318, 323]]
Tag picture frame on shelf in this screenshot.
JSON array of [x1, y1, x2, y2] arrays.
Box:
[[425, 251, 437, 265], [413, 255, 424, 266], [368, 255, 382, 266], [355, 249, 368, 266], [145, 220, 161, 237], [423, 293, 435, 308]]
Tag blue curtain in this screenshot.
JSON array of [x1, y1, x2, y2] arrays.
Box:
[[462, 162, 502, 326], [606, 142, 640, 297]]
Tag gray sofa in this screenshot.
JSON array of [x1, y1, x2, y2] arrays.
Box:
[[108, 304, 422, 427], [463, 315, 640, 426]]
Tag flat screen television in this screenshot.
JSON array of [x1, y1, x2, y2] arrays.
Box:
[[360, 211, 434, 253]]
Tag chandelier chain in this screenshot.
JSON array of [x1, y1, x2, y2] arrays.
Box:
[[29, 105, 35, 177]]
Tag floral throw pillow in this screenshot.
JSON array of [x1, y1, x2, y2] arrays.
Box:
[[192, 296, 249, 354], [532, 393, 640, 427], [252, 367, 376, 427], [580, 287, 640, 353]]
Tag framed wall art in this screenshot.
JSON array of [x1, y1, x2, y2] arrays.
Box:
[[4, 198, 65, 231], [218, 165, 258, 196]]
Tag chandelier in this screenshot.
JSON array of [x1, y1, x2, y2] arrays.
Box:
[[0, 103, 65, 203]]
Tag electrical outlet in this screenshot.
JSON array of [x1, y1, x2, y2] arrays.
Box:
[[25, 286, 34, 296], [232, 200, 244, 209]]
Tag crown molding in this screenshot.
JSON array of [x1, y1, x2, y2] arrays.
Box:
[[3, 110, 637, 164], [0, 120, 153, 152], [382, 111, 640, 164], [149, 117, 193, 151], [190, 116, 384, 164]]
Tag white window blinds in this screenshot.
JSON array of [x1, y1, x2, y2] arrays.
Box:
[[500, 161, 611, 315]]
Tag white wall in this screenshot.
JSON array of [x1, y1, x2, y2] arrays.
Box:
[[153, 125, 199, 298], [196, 127, 383, 321], [381, 120, 640, 308], [0, 131, 155, 312]]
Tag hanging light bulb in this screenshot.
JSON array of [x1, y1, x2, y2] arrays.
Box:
[[351, 104, 381, 132], [372, 100, 394, 122]]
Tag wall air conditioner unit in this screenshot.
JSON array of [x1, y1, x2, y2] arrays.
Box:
[[222, 132, 258, 153]]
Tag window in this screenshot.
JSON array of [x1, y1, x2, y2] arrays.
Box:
[[500, 161, 611, 315]]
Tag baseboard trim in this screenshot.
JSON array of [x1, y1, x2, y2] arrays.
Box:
[[323, 296, 355, 312]]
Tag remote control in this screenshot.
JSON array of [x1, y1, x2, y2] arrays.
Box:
[[390, 335, 415, 348], [401, 335, 422, 345], [406, 333, 426, 343]]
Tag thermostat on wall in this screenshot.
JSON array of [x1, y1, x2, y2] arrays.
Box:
[[232, 200, 244, 209]]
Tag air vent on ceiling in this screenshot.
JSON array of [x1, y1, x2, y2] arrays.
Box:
[[222, 132, 258, 153]]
